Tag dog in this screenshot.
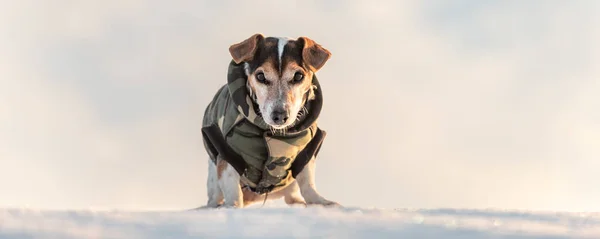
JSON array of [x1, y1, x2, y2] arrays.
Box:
[[199, 33, 339, 208]]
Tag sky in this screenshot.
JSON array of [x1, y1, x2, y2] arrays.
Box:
[[0, 0, 599, 211]]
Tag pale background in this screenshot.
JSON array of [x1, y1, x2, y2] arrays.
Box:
[[1, 0, 598, 211]]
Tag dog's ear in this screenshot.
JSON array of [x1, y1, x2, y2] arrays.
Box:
[[298, 37, 331, 72], [229, 33, 264, 64]]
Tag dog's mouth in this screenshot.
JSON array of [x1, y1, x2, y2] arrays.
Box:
[[263, 112, 296, 130], [261, 106, 310, 132], [257, 107, 299, 131], [269, 124, 289, 130]]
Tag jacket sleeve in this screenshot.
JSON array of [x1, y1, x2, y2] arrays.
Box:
[[201, 124, 248, 176]]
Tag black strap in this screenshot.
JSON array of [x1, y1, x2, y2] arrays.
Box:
[[291, 128, 326, 178], [202, 123, 326, 182], [201, 124, 248, 175]]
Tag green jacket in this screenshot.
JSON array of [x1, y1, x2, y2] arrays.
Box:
[[201, 60, 326, 194]]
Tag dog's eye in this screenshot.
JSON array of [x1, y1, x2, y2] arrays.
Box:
[[292, 72, 304, 83], [256, 73, 269, 85]]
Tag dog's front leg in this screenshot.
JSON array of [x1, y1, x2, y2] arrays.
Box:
[[296, 157, 340, 207], [216, 158, 244, 208]]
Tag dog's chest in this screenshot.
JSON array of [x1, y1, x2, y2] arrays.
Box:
[[225, 119, 314, 186]]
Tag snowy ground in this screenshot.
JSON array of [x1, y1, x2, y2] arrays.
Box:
[[1, 207, 599, 239]]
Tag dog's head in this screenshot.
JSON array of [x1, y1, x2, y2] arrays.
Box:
[[229, 33, 331, 130]]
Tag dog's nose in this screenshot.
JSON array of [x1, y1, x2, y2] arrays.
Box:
[[271, 109, 289, 125]]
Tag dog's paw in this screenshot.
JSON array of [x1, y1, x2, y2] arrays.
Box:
[[307, 201, 342, 208], [323, 201, 342, 208], [189, 204, 223, 210], [218, 204, 244, 209], [287, 202, 308, 208]]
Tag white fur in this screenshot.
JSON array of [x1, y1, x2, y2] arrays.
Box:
[[276, 37, 291, 71], [295, 157, 339, 206], [218, 159, 244, 208], [205, 160, 223, 207], [243, 62, 251, 76], [202, 156, 339, 209]]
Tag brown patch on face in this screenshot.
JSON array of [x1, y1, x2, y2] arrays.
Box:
[[251, 61, 279, 83], [247, 60, 278, 106], [216, 159, 228, 179], [280, 61, 314, 103]]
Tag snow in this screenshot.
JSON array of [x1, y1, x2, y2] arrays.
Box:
[[1, 207, 599, 239]]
